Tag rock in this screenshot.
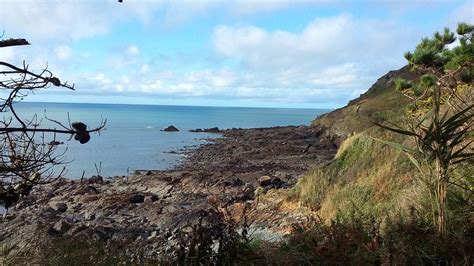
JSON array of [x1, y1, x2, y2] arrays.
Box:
[[232, 178, 244, 186], [44, 206, 57, 213], [87, 175, 103, 184], [86, 185, 99, 194], [53, 221, 71, 234], [54, 202, 68, 212], [205, 127, 220, 133], [147, 230, 158, 240], [144, 195, 159, 204], [146, 170, 153, 176], [258, 176, 272, 187], [129, 194, 145, 204], [84, 211, 96, 221], [163, 125, 179, 132], [271, 177, 284, 188], [70, 225, 88, 235], [189, 127, 220, 133]]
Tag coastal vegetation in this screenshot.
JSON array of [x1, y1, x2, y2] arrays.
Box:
[[285, 23, 473, 263]]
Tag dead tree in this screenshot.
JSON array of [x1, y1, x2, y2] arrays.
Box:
[[0, 38, 106, 216]]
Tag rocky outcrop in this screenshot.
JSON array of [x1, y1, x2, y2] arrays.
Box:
[[189, 127, 220, 133], [163, 125, 179, 132]]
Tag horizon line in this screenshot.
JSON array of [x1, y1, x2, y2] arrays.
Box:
[[19, 100, 334, 111]]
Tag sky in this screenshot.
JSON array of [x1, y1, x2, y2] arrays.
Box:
[[0, 0, 472, 109]]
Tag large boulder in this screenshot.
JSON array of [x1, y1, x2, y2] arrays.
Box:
[[163, 125, 179, 132]]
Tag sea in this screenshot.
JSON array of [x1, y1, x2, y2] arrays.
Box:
[[8, 102, 330, 179]]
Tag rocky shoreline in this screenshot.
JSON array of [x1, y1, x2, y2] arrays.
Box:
[[0, 125, 339, 260]]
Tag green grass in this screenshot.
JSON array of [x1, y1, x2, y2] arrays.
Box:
[[290, 66, 427, 222], [290, 131, 418, 222]]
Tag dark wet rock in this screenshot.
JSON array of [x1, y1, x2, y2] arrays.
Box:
[[48, 227, 61, 236], [70, 225, 88, 236], [189, 127, 220, 133], [92, 226, 115, 241], [271, 177, 284, 188], [232, 178, 245, 186], [129, 194, 145, 204], [163, 125, 179, 132], [146, 170, 153, 176], [258, 176, 272, 187], [87, 175, 104, 184], [54, 202, 68, 212], [53, 220, 71, 234]]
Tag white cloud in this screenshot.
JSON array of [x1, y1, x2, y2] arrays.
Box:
[[0, 0, 172, 42], [162, 0, 222, 27], [213, 14, 415, 70], [0, 47, 15, 62], [206, 13, 422, 105], [55, 45, 72, 61], [139, 64, 150, 74], [94, 73, 112, 86], [1, 1, 463, 107], [65, 12, 424, 107], [127, 45, 140, 56]]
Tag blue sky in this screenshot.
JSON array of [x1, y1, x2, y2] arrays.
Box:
[[0, 0, 472, 108]]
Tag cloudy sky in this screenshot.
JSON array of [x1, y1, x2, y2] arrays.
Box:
[[0, 0, 472, 108]]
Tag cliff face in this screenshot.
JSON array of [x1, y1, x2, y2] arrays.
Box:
[[313, 66, 418, 136]]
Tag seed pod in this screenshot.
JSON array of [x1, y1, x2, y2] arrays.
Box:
[[49, 77, 61, 86], [78, 133, 91, 144], [72, 122, 87, 132]]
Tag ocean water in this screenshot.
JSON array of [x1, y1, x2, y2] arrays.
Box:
[[8, 102, 329, 178]]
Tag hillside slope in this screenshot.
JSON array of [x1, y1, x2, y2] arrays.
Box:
[[313, 66, 417, 136], [289, 66, 424, 221], [289, 65, 472, 224]]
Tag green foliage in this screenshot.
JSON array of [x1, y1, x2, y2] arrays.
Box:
[[376, 23, 474, 238], [445, 23, 474, 71], [299, 21, 472, 251], [395, 77, 413, 92], [399, 22, 474, 117]]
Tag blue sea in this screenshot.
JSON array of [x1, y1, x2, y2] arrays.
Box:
[[10, 102, 329, 178]]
